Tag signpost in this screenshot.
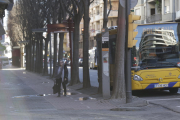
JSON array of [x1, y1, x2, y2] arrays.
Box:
[[102, 27, 110, 99]]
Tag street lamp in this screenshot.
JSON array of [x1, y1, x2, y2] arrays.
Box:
[[81, 28, 84, 35]]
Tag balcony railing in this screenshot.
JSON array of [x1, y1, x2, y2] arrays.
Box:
[[147, 0, 155, 3], [162, 13, 174, 21], [146, 14, 162, 23]]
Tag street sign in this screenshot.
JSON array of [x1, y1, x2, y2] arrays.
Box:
[[119, 0, 138, 9], [102, 28, 105, 32], [102, 37, 109, 42], [102, 28, 109, 42]]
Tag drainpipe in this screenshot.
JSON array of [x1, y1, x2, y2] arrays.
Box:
[[173, 0, 175, 22]]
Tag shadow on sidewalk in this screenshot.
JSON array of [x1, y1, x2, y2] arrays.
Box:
[[67, 83, 103, 99]]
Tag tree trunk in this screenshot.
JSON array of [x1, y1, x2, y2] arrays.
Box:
[[53, 33, 57, 77], [40, 35, 43, 73], [44, 34, 49, 75], [97, 0, 108, 94], [103, 0, 108, 28], [97, 40, 102, 93], [83, 0, 91, 88], [35, 41, 39, 73], [32, 40, 35, 72], [111, 3, 126, 99], [70, 20, 81, 85], [29, 40, 32, 71], [37, 40, 40, 73], [26, 45, 29, 70], [58, 33, 64, 61], [25, 45, 28, 70]]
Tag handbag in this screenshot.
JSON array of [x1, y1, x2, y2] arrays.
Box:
[[63, 78, 68, 84], [52, 81, 58, 94]]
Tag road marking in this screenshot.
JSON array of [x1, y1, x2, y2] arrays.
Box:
[[147, 98, 180, 102], [176, 106, 180, 107]]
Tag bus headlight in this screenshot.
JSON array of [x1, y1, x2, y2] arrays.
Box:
[[177, 62, 180, 67], [133, 75, 143, 81], [178, 75, 180, 79]]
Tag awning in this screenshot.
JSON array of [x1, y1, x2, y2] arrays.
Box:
[[7, 0, 14, 11], [0, 22, 5, 36]]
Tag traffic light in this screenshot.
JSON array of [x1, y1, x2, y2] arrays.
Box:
[[128, 14, 141, 48]]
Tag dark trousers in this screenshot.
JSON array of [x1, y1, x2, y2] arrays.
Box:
[[56, 78, 66, 95]]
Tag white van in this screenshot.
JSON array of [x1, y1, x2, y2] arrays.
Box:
[[0, 56, 9, 66]]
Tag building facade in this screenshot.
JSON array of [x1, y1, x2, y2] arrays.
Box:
[[79, 0, 119, 58], [133, 0, 180, 24]]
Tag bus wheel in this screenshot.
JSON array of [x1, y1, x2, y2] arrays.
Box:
[[169, 88, 178, 93]]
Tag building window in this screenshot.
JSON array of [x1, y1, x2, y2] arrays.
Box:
[[100, 7, 103, 16], [111, 21, 113, 26], [165, 6, 170, 13], [96, 7, 100, 15], [135, 8, 140, 15], [151, 8, 155, 15]]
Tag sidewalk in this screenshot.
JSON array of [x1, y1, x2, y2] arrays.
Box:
[[3, 65, 148, 110]]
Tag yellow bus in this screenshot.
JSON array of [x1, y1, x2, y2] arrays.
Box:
[[96, 23, 180, 93]]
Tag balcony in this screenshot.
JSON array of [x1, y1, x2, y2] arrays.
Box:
[[147, 0, 155, 3], [162, 13, 174, 22], [108, 10, 118, 17], [176, 10, 180, 20], [146, 14, 162, 23], [90, 17, 94, 22]]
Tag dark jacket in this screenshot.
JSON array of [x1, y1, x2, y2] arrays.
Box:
[[55, 64, 68, 80]]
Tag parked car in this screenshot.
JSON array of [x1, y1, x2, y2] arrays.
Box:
[[78, 58, 83, 66], [0, 56, 9, 66], [9, 58, 12, 64]]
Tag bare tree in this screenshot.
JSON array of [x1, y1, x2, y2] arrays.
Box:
[[111, 3, 126, 99], [82, 0, 94, 88], [62, 0, 84, 85], [7, 0, 52, 73], [58, 1, 67, 62], [103, 0, 112, 28]]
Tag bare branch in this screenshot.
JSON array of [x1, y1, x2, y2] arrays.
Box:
[[107, 0, 112, 17]]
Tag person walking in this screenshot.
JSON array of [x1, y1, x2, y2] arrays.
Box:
[[54, 60, 68, 97]]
